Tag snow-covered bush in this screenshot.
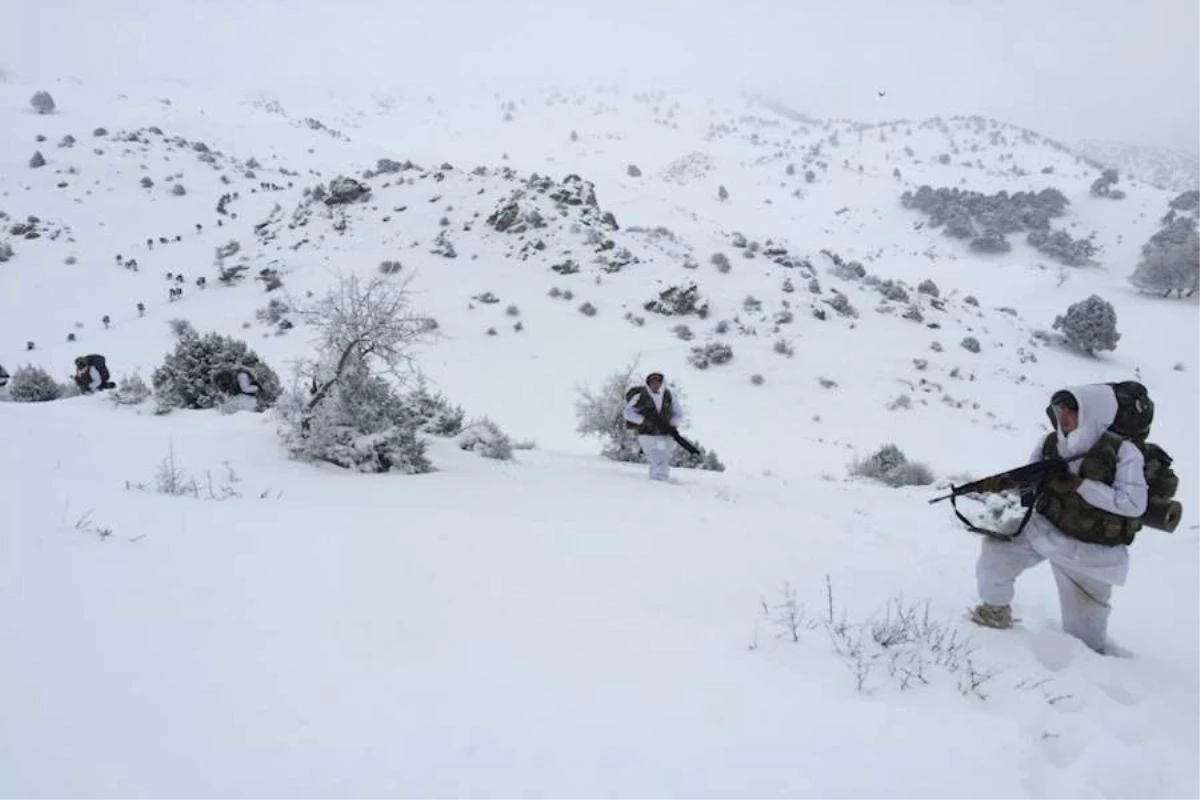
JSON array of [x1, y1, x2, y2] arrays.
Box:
[[151, 321, 281, 410], [711, 252, 731, 273], [961, 336, 981, 353], [850, 443, 934, 487], [644, 283, 709, 317], [1026, 228, 1099, 266], [458, 417, 514, 460], [278, 365, 430, 474], [29, 151, 46, 169], [7, 364, 63, 402], [1129, 216, 1198, 298], [1053, 294, 1120, 356], [574, 364, 644, 463], [825, 292, 858, 318], [30, 90, 55, 114], [110, 372, 151, 405], [687, 341, 734, 369], [0, 242, 13, 262], [917, 279, 940, 297], [1089, 168, 1121, 198], [405, 377, 464, 435]]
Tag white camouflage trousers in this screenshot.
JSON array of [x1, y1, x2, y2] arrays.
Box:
[[637, 435, 675, 481], [976, 530, 1115, 653]]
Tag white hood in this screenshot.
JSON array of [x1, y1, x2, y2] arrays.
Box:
[[1055, 383, 1118, 460]]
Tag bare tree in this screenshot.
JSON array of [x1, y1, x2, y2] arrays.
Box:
[[299, 274, 438, 417]]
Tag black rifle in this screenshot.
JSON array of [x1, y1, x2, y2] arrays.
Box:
[[929, 453, 1084, 539], [642, 406, 701, 456]]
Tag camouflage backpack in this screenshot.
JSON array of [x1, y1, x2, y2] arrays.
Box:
[[1107, 381, 1182, 532]]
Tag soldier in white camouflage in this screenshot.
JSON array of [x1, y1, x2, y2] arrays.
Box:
[[622, 371, 684, 482], [971, 384, 1148, 653]]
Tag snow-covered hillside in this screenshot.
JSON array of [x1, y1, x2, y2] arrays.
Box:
[[1075, 138, 1200, 193], [1, 78, 1197, 798]]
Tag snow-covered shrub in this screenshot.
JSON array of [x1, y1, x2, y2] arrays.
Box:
[[152, 321, 281, 410], [969, 232, 1010, 253], [1026, 228, 1099, 266], [672, 324, 694, 341], [626, 164, 642, 177], [687, 342, 734, 369], [758, 582, 997, 697], [575, 364, 645, 463], [875, 280, 909, 303], [1129, 216, 1198, 298], [672, 442, 726, 472], [278, 365, 430, 474], [961, 336, 981, 353], [110, 372, 151, 405], [711, 252, 731, 273], [773, 338, 794, 357], [7, 364, 63, 402], [1053, 294, 1120, 356], [256, 298, 290, 325], [578, 301, 598, 316], [405, 378, 464, 435], [825, 292, 858, 318], [750, 373, 765, 386], [644, 283, 709, 317], [1089, 168, 1120, 198], [0, 242, 12, 262], [29, 151, 46, 169], [171, 183, 187, 196], [379, 260, 402, 275], [917, 279, 940, 297], [850, 443, 933, 487], [30, 91, 55, 114], [458, 417, 514, 460]]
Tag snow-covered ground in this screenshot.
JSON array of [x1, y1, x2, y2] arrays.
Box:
[[1, 77, 1196, 797]]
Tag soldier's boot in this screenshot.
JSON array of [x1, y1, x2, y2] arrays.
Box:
[[969, 603, 1013, 629]]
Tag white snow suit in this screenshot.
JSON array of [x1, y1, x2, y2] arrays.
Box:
[[976, 383, 1148, 652]]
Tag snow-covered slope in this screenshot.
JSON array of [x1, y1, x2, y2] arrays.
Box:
[[1, 78, 1197, 798], [1075, 138, 1200, 193]]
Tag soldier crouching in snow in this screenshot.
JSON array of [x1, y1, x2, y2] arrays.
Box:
[[73, 354, 115, 394], [970, 385, 1147, 654], [212, 364, 262, 412], [623, 371, 683, 482]]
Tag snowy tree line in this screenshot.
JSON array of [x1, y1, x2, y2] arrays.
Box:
[[901, 185, 1100, 265]]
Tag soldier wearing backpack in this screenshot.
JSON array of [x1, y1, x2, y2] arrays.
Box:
[[623, 371, 684, 482], [970, 384, 1152, 654], [73, 354, 115, 394]]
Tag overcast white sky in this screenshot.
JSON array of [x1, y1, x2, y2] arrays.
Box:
[[3, 0, 1196, 154]]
